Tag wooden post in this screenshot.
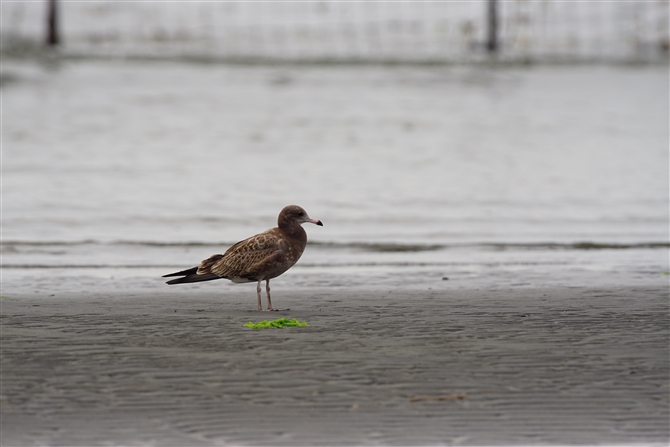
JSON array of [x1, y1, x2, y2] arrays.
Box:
[[46, 0, 59, 46], [486, 0, 497, 53]]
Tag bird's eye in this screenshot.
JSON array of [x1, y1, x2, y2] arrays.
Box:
[[297, 211, 304, 216]]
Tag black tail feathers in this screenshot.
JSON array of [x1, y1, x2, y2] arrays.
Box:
[[163, 267, 199, 278], [163, 267, 221, 285]]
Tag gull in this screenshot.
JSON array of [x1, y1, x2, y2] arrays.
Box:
[[163, 205, 322, 311]]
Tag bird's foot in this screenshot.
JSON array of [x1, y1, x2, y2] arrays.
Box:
[[261, 307, 290, 312]]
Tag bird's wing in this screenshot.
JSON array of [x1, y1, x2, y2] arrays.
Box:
[[196, 254, 224, 275], [206, 231, 285, 279]]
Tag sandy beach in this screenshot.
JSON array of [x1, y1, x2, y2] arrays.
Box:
[[2, 286, 668, 446]]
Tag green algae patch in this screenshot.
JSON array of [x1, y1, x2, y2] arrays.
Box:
[[244, 318, 308, 329]]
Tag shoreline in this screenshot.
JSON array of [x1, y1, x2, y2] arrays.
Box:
[[2, 286, 668, 446]]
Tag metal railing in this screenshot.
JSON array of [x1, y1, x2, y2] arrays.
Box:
[[2, 1, 668, 64]]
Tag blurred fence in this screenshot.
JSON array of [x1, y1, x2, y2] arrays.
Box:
[[2, 1, 668, 63]]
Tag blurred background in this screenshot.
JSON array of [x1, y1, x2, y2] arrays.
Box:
[[2, 0, 669, 293], [3, 0, 669, 63]]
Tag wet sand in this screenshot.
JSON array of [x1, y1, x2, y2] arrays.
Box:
[[2, 286, 668, 446]]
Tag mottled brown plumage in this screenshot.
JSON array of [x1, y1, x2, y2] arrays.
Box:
[[163, 205, 323, 311]]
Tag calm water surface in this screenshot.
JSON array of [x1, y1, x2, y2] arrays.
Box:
[[3, 60, 668, 293]]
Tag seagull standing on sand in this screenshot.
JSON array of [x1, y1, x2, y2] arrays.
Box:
[[163, 205, 323, 311]]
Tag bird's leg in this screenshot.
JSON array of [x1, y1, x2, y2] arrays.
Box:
[[265, 279, 289, 311], [266, 279, 272, 310], [258, 279, 278, 311]]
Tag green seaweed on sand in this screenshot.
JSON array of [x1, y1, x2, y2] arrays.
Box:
[[244, 318, 308, 329]]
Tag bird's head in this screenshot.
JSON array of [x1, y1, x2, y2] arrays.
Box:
[[278, 205, 323, 229]]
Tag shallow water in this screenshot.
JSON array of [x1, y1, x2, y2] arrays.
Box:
[[2, 60, 668, 293]]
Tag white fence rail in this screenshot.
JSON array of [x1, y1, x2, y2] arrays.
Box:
[[2, 1, 668, 63]]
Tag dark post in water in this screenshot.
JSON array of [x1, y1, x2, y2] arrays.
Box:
[[486, 0, 498, 53], [46, 0, 59, 46]]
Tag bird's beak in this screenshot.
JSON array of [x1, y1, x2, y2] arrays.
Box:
[[308, 218, 323, 226]]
